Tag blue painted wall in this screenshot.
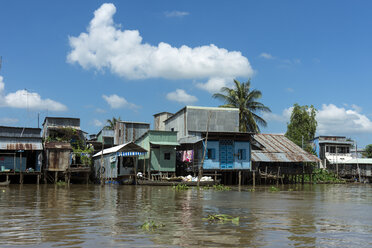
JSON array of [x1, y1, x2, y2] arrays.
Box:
[[203, 140, 251, 170], [203, 141, 220, 169], [234, 141, 251, 169]]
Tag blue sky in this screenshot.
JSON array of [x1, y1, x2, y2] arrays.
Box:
[[1, 1, 372, 146]]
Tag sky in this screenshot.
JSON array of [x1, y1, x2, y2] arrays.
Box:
[[1, 1, 372, 146]]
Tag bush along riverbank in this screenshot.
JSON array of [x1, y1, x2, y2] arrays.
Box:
[[305, 169, 345, 184]]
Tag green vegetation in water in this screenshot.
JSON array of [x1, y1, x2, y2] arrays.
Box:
[[139, 220, 164, 231], [288, 188, 294, 191], [202, 185, 212, 190], [269, 186, 280, 192], [172, 184, 190, 190], [247, 188, 255, 192], [203, 214, 240, 225], [305, 168, 345, 184], [213, 184, 231, 191], [56, 180, 67, 186]]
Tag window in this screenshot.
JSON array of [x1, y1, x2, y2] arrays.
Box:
[[238, 149, 246, 160], [164, 153, 171, 160], [330, 146, 336, 153], [119, 129, 121, 137], [207, 148, 215, 159], [171, 128, 174, 132]]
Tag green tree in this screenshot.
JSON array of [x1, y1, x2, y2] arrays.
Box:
[[362, 144, 372, 158], [105, 117, 121, 130], [212, 79, 271, 133], [285, 104, 317, 153]]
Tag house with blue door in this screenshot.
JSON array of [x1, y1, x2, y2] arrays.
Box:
[[163, 106, 252, 175]]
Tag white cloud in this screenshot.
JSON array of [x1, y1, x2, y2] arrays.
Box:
[[166, 89, 197, 104], [259, 52, 274, 59], [0, 117, 18, 125], [0, 76, 67, 111], [165, 11, 189, 18], [196, 77, 231, 94], [267, 104, 372, 135], [93, 119, 103, 127], [317, 104, 372, 135], [67, 3, 253, 92], [102, 94, 137, 109]]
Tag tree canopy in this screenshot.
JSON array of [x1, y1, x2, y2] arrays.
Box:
[[105, 117, 121, 130], [285, 104, 317, 153], [362, 144, 372, 158], [212, 79, 271, 133]]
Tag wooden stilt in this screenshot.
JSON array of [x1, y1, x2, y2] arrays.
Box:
[[265, 166, 267, 185], [54, 171, 58, 184], [37, 174, 40, 185], [6, 174, 9, 182], [86, 172, 89, 184], [238, 171, 241, 188], [20, 173, 24, 184], [253, 170, 255, 188], [276, 167, 280, 187], [214, 171, 217, 182]]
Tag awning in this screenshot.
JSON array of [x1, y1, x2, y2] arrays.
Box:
[[93, 142, 147, 157], [150, 141, 180, 146], [117, 151, 147, 157]]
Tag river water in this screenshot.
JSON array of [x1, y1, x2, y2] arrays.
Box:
[[0, 184, 371, 248]]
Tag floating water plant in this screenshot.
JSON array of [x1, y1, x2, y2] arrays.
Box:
[[172, 184, 190, 190], [247, 188, 255, 192], [140, 220, 164, 231], [213, 184, 231, 191], [56, 180, 67, 186], [203, 214, 239, 224], [269, 186, 280, 192]]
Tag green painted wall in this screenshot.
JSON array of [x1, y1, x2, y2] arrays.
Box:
[[136, 131, 177, 172]]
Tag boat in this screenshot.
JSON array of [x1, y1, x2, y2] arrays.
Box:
[[0, 180, 10, 186]]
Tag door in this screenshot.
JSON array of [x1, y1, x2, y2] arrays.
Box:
[[219, 140, 234, 169]]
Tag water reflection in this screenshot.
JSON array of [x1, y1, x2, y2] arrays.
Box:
[[0, 184, 372, 247]]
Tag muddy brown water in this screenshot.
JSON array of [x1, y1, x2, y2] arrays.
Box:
[[0, 184, 371, 248]]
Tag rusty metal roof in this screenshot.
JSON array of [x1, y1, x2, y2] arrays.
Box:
[[252, 134, 320, 163], [0, 137, 42, 150], [44, 142, 72, 150]]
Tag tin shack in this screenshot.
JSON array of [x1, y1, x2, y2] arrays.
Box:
[[93, 142, 147, 184], [0, 126, 43, 183]]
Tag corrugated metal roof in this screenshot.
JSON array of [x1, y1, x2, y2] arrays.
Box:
[[45, 142, 72, 149], [93, 142, 147, 157], [252, 134, 320, 163], [0, 138, 43, 150], [337, 158, 372, 164], [150, 141, 180, 146]]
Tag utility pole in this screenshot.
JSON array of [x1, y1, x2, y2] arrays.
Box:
[[198, 111, 211, 187]]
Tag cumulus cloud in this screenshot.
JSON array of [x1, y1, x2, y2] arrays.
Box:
[[102, 94, 137, 109], [267, 104, 372, 135], [317, 104, 372, 135], [166, 89, 197, 104], [0, 76, 67, 111], [165, 11, 189, 18], [67, 3, 253, 92]]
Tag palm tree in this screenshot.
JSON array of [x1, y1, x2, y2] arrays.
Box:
[[105, 117, 121, 130], [212, 79, 271, 133]]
